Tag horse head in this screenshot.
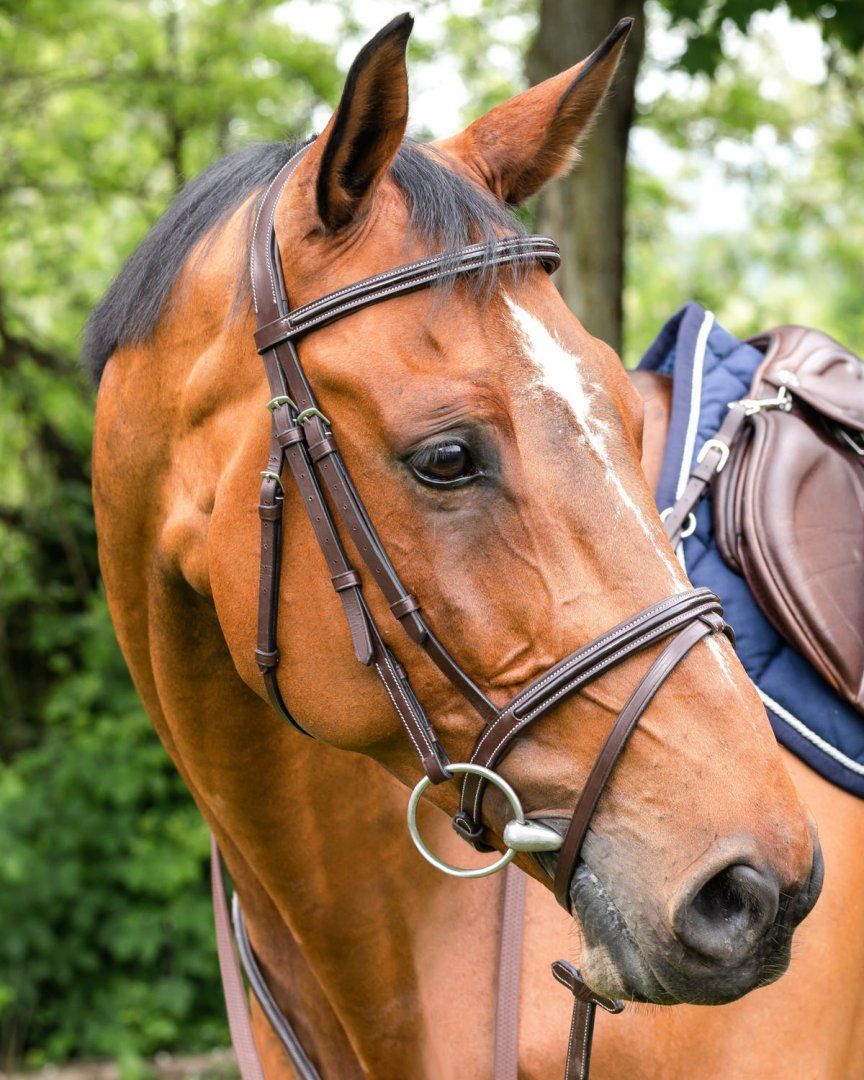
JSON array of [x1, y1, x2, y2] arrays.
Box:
[[97, 14, 822, 1011]]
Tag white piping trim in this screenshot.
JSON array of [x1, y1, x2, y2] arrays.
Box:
[[759, 689, 864, 777], [675, 309, 715, 500], [671, 309, 714, 573]]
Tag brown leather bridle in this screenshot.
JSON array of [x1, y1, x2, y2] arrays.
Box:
[[238, 143, 732, 1078]]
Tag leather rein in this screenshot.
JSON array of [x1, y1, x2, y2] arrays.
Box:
[[218, 143, 732, 1079]]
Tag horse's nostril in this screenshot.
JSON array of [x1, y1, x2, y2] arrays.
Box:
[[673, 863, 780, 965]]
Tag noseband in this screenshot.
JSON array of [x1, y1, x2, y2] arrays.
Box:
[[251, 144, 730, 906]]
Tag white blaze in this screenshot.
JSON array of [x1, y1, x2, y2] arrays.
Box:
[[507, 298, 688, 592]]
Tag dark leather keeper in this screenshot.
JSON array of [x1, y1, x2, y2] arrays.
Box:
[[275, 426, 305, 448], [452, 811, 496, 852], [390, 594, 420, 620], [308, 435, 337, 462], [332, 570, 361, 592], [258, 503, 283, 521], [254, 646, 279, 671], [255, 317, 294, 354]]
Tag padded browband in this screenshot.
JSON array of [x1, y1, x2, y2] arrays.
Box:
[[254, 235, 561, 352]]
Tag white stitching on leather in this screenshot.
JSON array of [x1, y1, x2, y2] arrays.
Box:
[[469, 593, 707, 768], [380, 652, 435, 759], [283, 248, 557, 334], [578, 1007, 590, 1080], [564, 1007, 578, 1080], [288, 236, 555, 316], [251, 145, 311, 314], [288, 238, 557, 319], [466, 603, 719, 820], [507, 593, 697, 710], [374, 661, 429, 762]]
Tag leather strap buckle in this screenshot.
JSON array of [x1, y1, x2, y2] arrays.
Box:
[[266, 395, 297, 413], [697, 437, 731, 474], [260, 469, 284, 492], [295, 407, 330, 426]]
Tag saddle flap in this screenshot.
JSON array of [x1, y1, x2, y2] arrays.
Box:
[[715, 367, 864, 711], [750, 325, 864, 433]]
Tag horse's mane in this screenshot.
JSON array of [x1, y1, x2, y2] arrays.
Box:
[[83, 138, 523, 383]]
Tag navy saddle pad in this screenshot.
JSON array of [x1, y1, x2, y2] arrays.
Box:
[[640, 303, 864, 798]]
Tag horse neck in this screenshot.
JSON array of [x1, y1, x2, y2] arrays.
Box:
[[217, 719, 505, 1078]]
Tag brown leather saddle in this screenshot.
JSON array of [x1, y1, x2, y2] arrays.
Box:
[[668, 325, 864, 713]]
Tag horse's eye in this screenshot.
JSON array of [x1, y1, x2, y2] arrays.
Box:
[[411, 441, 480, 487]]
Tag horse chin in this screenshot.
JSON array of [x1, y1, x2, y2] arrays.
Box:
[[548, 859, 803, 1008]]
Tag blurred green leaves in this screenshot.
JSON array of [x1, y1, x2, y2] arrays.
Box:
[[625, 15, 864, 360], [0, 0, 343, 1067], [0, 594, 224, 1066], [658, 0, 864, 76]]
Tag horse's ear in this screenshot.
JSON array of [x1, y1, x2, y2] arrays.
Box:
[[311, 13, 412, 231], [437, 18, 633, 205]]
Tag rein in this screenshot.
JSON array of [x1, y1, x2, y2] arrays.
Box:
[[215, 143, 732, 1078]]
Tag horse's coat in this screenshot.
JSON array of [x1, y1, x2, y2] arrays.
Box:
[[640, 302, 864, 797], [510, 299, 686, 590], [90, 15, 830, 1077]]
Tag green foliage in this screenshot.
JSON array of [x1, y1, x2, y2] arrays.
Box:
[[624, 16, 864, 361], [0, 0, 343, 1068], [658, 0, 864, 75], [0, 596, 224, 1067]]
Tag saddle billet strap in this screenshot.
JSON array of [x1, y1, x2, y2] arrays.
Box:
[[254, 237, 561, 351], [457, 588, 724, 831], [552, 614, 724, 909], [663, 403, 749, 548], [551, 960, 623, 1080]]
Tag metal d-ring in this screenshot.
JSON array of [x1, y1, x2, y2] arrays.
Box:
[[407, 763, 523, 879], [660, 506, 697, 540]]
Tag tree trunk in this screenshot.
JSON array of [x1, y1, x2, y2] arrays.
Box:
[[527, 0, 645, 354]]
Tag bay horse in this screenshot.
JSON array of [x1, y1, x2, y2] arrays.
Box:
[[89, 15, 834, 1077]]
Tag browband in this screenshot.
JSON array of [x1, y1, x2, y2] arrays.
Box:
[[254, 235, 561, 352]]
